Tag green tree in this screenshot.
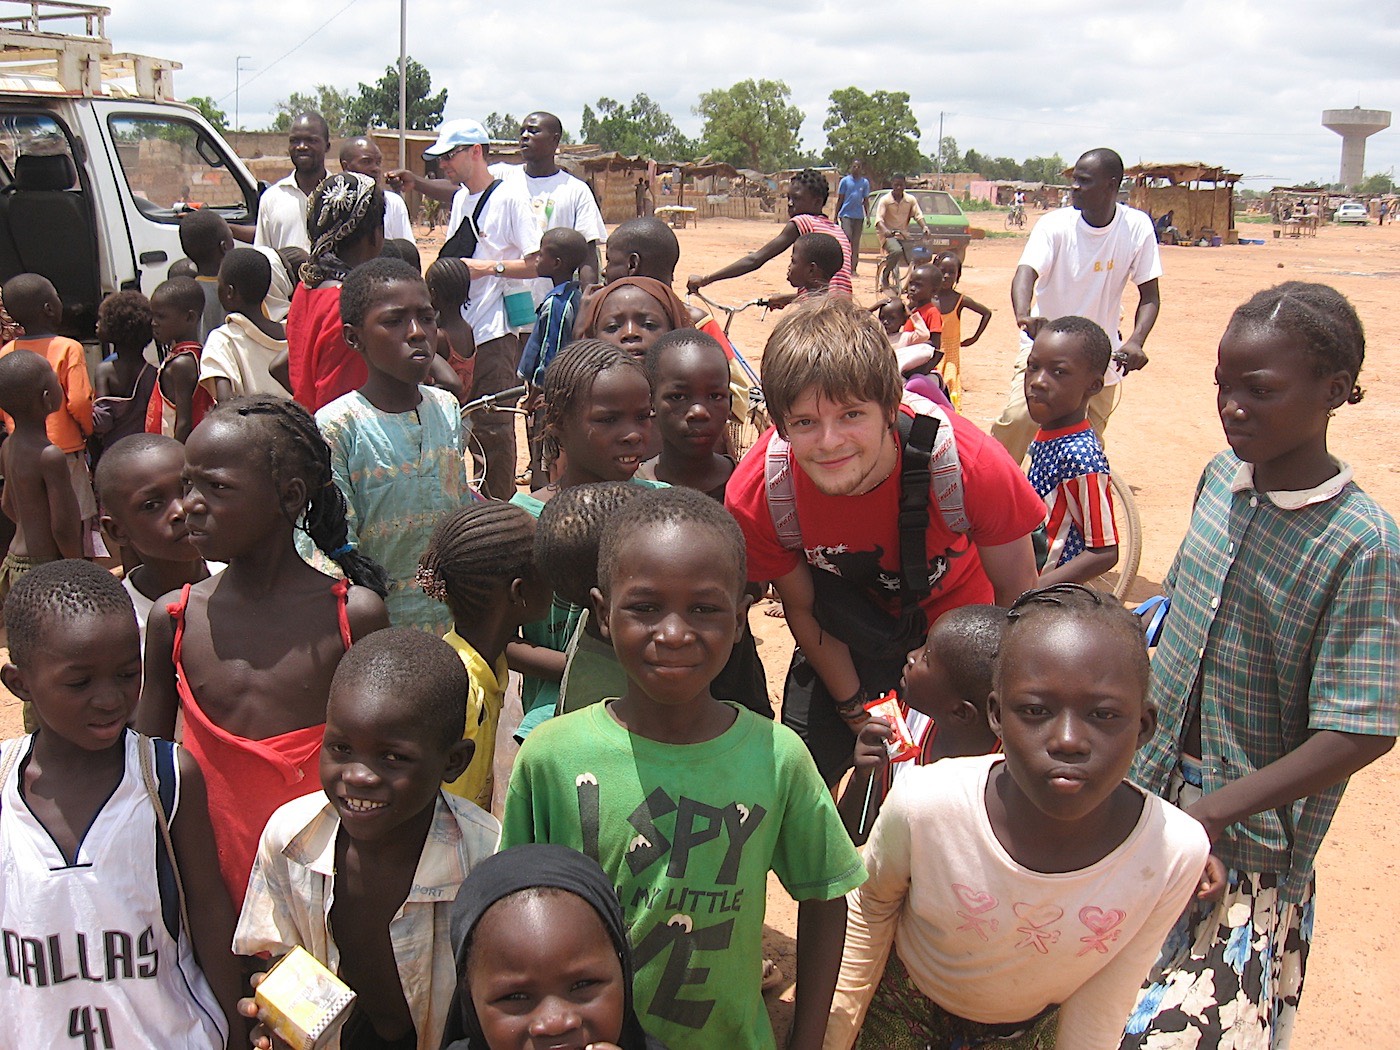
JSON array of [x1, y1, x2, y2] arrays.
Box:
[[961, 148, 985, 175], [271, 85, 356, 136], [580, 94, 694, 159], [1359, 171, 1395, 194], [983, 155, 1021, 180], [185, 96, 227, 132], [694, 79, 803, 170], [935, 135, 967, 173], [345, 58, 447, 133], [483, 112, 520, 139], [1020, 153, 1068, 184], [822, 87, 922, 182]]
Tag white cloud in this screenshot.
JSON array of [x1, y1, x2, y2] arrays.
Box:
[[99, 0, 1398, 186]]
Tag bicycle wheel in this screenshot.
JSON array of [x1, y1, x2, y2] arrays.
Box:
[[1095, 472, 1142, 601], [728, 389, 771, 461]]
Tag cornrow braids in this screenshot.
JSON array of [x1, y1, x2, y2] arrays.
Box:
[[540, 338, 650, 471], [5, 559, 134, 667], [417, 502, 537, 624], [425, 255, 471, 310], [1229, 281, 1367, 404], [208, 395, 390, 596], [534, 482, 646, 608]]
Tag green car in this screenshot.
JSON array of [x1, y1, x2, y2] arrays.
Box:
[[860, 188, 973, 262]]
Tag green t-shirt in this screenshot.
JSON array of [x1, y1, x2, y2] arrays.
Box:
[[501, 702, 866, 1050], [558, 608, 627, 715]]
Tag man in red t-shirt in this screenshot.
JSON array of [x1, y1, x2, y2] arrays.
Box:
[[726, 295, 1044, 784]]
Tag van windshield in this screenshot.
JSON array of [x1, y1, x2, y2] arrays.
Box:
[[107, 114, 252, 221]]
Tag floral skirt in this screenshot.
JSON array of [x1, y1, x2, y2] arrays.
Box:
[[1121, 761, 1312, 1049], [855, 951, 1059, 1050]]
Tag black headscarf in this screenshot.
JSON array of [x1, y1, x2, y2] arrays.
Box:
[[440, 844, 664, 1050]]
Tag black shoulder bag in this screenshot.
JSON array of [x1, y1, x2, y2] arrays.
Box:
[[439, 178, 501, 259]]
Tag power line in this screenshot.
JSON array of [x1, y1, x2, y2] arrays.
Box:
[[214, 0, 363, 105]]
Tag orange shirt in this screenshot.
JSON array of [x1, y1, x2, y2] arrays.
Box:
[[0, 336, 93, 453]]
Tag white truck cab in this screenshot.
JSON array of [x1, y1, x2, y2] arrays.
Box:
[[0, 1, 259, 337]]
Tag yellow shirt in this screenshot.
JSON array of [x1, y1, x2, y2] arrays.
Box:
[[441, 629, 508, 812]]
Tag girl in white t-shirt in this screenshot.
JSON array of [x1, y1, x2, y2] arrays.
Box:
[[827, 584, 1214, 1050]]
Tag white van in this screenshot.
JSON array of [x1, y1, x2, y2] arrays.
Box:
[[0, 2, 259, 337]]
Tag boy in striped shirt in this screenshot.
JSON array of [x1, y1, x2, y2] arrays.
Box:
[[1024, 316, 1120, 584]]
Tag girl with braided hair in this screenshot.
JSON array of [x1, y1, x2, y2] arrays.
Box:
[[286, 171, 387, 412], [507, 338, 666, 741], [687, 167, 853, 299], [418, 502, 550, 812], [136, 394, 390, 907]]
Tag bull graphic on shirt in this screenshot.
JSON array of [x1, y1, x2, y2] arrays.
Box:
[[807, 542, 956, 598]]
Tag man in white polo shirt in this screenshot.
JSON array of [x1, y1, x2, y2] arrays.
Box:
[[389, 119, 540, 498], [989, 147, 1162, 462], [490, 111, 607, 287], [253, 112, 329, 253], [339, 137, 414, 242]]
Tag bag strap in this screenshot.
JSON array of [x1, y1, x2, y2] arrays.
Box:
[[0, 737, 23, 814], [137, 734, 191, 944], [895, 412, 936, 611], [471, 177, 502, 226], [765, 433, 802, 552]]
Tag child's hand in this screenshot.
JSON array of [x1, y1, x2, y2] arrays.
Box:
[[237, 972, 290, 1049], [767, 292, 797, 311], [1197, 854, 1228, 902], [854, 717, 893, 773]]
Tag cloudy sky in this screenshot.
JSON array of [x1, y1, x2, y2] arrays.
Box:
[[102, 0, 1397, 188]]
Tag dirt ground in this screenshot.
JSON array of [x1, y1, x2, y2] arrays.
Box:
[[1, 211, 1396, 1044]]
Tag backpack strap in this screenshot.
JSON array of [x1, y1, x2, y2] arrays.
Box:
[[137, 734, 191, 944], [0, 737, 23, 814], [895, 412, 936, 610], [765, 433, 803, 552]]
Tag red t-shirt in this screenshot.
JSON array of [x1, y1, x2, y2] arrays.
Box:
[[726, 407, 1044, 620], [903, 302, 943, 339], [286, 283, 367, 413]]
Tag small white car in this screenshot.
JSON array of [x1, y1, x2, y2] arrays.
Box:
[[1334, 202, 1371, 225]]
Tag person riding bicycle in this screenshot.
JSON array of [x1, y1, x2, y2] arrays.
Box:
[[875, 174, 931, 292]]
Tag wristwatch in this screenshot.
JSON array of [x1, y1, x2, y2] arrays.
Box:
[[494, 261, 506, 275]]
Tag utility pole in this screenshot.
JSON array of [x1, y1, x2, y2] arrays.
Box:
[[937, 111, 945, 174], [398, 0, 407, 170], [235, 55, 252, 133]]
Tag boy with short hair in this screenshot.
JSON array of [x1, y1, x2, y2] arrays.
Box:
[[0, 350, 83, 595], [837, 604, 1005, 842], [0, 560, 240, 1048], [1024, 315, 1120, 585], [778, 231, 843, 307], [199, 248, 291, 403], [94, 433, 219, 654], [236, 627, 500, 1050], [179, 208, 233, 339], [0, 273, 97, 550], [145, 276, 213, 441], [503, 487, 865, 1050]]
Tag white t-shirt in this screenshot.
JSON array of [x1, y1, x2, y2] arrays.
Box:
[[446, 179, 542, 344], [490, 163, 607, 301], [199, 312, 291, 401], [1017, 204, 1163, 385], [253, 173, 313, 252], [254, 245, 292, 322], [827, 754, 1208, 1050], [383, 189, 414, 242]]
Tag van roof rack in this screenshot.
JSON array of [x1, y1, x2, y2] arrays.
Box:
[[0, 2, 179, 100]]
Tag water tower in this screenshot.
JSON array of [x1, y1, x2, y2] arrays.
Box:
[[1322, 107, 1390, 189]]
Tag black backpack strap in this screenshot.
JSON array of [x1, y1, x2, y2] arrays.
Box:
[[472, 177, 502, 225], [896, 412, 938, 611], [440, 178, 503, 259]]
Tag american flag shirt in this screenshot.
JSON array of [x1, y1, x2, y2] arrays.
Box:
[[1027, 420, 1118, 567]]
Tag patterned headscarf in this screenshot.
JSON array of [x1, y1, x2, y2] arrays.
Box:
[[300, 172, 383, 287]]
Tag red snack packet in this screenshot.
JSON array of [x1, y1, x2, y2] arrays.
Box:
[[863, 690, 919, 762]]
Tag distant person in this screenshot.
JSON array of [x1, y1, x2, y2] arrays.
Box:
[[389, 118, 541, 499], [930, 251, 992, 410], [91, 290, 158, 459], [990, 147, 1161, 462], [874, 174, 931, 292], [339, 135, 415, 242], [492, 111, 607, 285], [518, 227, 588, 485], [144, 276, 212, 441], [689, 168, 853, 299], [253, 111, 330, 252], [836, 159, 872, 276], [178, 208, 232, 338]]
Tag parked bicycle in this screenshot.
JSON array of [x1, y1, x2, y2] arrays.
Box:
[[688, 290, 771, 458], [461, 385, 528, 495]]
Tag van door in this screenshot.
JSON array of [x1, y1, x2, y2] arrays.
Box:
[[92, 101, 258, 297]]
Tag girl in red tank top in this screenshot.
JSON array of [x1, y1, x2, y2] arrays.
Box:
[[136, 395, 391, 906]]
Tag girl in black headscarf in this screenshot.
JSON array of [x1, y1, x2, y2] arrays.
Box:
[[440, 844, 667, 1050]]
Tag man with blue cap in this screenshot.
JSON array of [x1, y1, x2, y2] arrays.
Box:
[[390, 119, 540, 498]]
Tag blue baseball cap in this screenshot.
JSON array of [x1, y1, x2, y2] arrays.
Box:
[[423, 119, 490, 158]]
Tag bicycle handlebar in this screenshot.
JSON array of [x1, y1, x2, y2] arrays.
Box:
[[689, 289, 770, 316], [461, 385, 527, 416]]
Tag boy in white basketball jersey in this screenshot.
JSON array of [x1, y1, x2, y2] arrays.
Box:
[[0, 560, 239, 1049]]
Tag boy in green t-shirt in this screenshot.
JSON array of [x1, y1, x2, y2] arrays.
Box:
[[502, 487, 865, 1050]]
